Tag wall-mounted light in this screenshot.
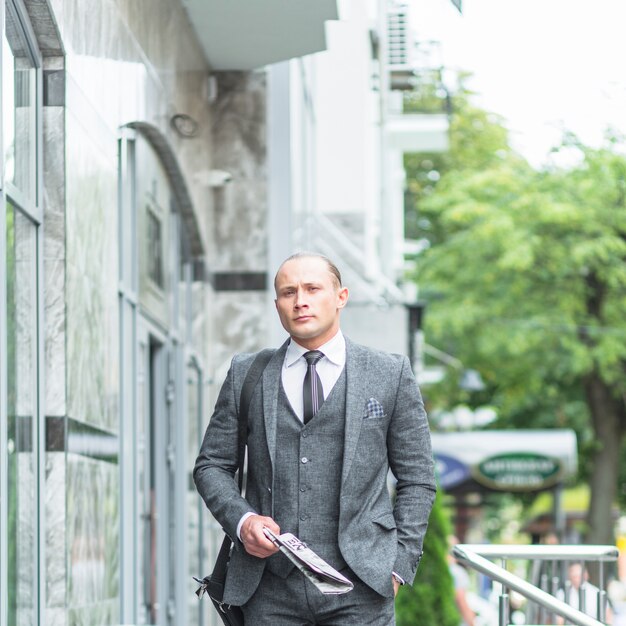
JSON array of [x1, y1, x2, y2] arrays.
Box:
[[193, 169, 234, 187], [170, 113, 199, 138]]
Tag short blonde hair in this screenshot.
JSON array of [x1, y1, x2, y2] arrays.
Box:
[[274, 252, 343, 290]]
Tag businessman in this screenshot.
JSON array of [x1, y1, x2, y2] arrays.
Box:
[[194, 252, 436, 625]]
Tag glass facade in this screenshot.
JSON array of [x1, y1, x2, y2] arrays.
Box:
[[186, 361, 203, 626], [2, 1, 41, 624], [2, 2, 219, 625], [5, 204, 38, 626], [2, 1, 36, 203]]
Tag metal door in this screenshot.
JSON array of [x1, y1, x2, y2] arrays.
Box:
[[136, 321, 175, 626]]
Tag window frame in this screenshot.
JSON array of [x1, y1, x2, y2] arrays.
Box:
[[1, 1, 44, 625]]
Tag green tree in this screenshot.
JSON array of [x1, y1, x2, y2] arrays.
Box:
[[396, 492, 460, 626], [411, 138, 626, 544], [404, 75, 513, 243]]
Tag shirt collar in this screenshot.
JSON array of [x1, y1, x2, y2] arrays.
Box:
[[285, 330, 346, 368]]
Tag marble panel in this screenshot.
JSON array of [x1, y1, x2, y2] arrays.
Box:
[[66, 453, 119, 624], [42, 77, 66, 421], [67, 599, 118, 626], [12, 454, 36, 626], [211, 180, 268, 271], [191, 279, 209, 358], [65, 110, 119, 432], [46, 608, 68, 626], [44, 259, 66, 416], [43, 105, 66, 262], [186, 491, 201, 626], [209, 72, 268, 272], [212, 291, 268, 374], [45, 452, 67, 609]]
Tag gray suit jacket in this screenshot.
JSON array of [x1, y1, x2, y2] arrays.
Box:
[[193, 337, 436, 606]]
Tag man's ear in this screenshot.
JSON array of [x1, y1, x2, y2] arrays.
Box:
[[337, 287, 349, 309]]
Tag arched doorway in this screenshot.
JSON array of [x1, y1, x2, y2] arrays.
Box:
[[118, 126, 210, 626]]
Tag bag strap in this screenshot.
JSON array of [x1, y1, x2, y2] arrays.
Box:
[[204, 348, 275, 597], [236, 348, 275, 491]]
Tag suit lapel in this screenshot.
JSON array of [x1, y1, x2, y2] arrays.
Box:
[[262, 340, 289, 468], [341, 338, 370, 487]]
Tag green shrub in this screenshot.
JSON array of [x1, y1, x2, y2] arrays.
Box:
[[396, 492, 460, 626]]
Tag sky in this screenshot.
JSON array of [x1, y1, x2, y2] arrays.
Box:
[[412, 0, 626, 167]]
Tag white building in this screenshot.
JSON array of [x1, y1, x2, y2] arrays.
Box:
[[265, 0, 451, 354]]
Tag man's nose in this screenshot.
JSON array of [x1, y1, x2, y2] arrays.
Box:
[[294, 289, 308, 308]]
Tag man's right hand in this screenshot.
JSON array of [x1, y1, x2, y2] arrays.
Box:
[[240, 515, 280, 558]]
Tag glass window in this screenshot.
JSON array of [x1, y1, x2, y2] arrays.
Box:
[[186, 361, 202, 626], [2, 1, 37, 202], [3, 3, 41, 623], [136, 136, 170, 327], [147, 207, 164, 288], [5, 203, 38, 626]]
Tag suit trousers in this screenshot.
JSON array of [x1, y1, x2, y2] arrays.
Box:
[[241, 563, 395, 626]]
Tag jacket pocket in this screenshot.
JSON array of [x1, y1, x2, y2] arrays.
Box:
[[372, 512, 397, 530]]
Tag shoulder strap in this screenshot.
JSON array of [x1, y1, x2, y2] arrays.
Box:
[[237, 348, 275, 491], [201, 348, 275, 600]]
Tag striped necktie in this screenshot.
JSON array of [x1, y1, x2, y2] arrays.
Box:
[[303, 350, 324, 424]]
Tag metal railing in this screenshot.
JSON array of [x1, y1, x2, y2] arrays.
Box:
[[453, 544, 619, 626]]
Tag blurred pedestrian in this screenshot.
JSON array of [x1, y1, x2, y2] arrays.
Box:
[[556, 563, 613, 625], [448, 535, 476, 626]]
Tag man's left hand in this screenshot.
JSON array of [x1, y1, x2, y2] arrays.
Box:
[[392, 576, 400, 597]]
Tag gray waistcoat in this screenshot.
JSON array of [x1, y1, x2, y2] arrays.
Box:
[[267, 368, 348, 578]]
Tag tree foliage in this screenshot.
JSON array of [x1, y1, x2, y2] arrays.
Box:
[[406, 82, 626, 543]]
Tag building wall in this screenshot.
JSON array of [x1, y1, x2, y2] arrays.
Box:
[[209, 71, 271, 379], [34, 1, 218, 624]]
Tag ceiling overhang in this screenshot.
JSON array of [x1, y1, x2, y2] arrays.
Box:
[[181, 0, 339, 71]]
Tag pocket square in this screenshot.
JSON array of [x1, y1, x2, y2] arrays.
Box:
[[365, 398, 385, 418]]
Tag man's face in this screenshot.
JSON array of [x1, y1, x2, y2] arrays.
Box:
[[274, 257, 348, 350], [569, 564, 585, 589]]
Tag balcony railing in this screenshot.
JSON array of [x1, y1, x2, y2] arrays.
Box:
[[453, 544, 619, 626]]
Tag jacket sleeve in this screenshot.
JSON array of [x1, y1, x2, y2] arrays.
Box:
[[388, 355, 437, 585], [193, 356, 256, 543]]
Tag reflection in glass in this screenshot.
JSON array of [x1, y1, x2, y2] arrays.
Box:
[[137, 339, 159, 624], [6, 204, 38, 626], [2, 3, 36, 200], [187, 362, 202, 626], [137, 340, 149, 624], [146, 207, 164, 288]]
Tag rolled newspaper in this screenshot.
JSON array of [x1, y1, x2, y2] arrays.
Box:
[[263, 528, 354, 595]]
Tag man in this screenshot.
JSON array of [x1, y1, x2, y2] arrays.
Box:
[[555, 563, 613, 625], [194, 253, 436, 625], [448, 535, 476, 626]]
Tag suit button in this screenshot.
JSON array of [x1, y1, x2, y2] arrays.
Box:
[[301, 457, 308, 464], [300, 514, 308, 521], [300, 487, 306, 492], [302, 432, 308, 438]]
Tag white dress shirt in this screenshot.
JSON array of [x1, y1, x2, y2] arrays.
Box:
[[282, 330, 346, 420]]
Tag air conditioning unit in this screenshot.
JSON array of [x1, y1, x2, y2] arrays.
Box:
[[387, 1, 416, 90]]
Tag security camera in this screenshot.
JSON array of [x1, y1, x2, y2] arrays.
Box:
[[194, 169, 233, 187]]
